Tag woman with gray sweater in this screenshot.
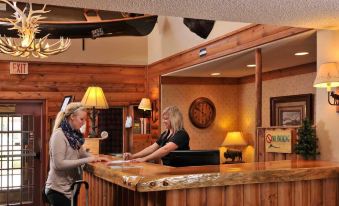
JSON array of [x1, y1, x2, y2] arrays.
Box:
[[45, 102, 108, 206]]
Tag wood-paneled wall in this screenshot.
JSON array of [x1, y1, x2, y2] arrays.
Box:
[[0, 61, 146, 117], [0, 61, 147, 191]]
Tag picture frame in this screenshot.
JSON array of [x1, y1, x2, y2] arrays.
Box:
[[270, 94, 313, 126], [60, 95, 74, 112]]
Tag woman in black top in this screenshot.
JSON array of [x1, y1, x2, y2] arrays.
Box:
[[123, 106, 189, 164]]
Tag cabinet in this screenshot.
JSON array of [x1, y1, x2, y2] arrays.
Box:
[[131, 105, 150, 134], [83, 138, 100, 155], [132, 134, 152, 153], [126, 105, 152, 153]]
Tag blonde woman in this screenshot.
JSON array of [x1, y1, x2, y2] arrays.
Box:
[[45, 102, 108, 206], [123, 106, 190, 165]]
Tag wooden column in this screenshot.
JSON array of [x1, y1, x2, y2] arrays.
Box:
[[255, 48, 262, 161]]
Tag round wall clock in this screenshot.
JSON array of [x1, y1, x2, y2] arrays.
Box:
[[189, 97, 216, 128]]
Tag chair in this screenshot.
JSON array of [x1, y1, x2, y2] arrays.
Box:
[[70, 180, 89, 206]]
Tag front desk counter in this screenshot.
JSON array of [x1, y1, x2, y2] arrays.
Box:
[[79, 155, 339, 206]]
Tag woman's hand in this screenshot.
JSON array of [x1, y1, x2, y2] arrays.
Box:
[[123, 153, 133, 160], [97, 156, 110, 162], [88, 156, 110, 163]]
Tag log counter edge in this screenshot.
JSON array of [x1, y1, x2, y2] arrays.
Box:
[[80, 156, 339, 206]]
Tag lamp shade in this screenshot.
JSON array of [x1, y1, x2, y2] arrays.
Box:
[[222, 132, 247, 146], [138, 98, 152, 111], [313, 62, 339, 89], [81, 86, 109, 109]]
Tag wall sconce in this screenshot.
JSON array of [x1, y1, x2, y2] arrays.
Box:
[[313, 62, 339, 105], [221, 131, 247, 163], [81, 86, 109, 137]]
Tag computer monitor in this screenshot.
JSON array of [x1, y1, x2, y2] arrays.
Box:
[[164, 150, 220, 167]]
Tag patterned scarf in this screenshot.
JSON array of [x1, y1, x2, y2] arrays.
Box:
[[60, 119, 84, 150]]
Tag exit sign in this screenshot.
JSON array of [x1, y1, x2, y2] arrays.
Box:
[[10, 62, 28, 74]]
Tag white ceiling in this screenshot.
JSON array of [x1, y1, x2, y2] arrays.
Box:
[[20, 0, 339, 30], [166, 31, 316, 77]]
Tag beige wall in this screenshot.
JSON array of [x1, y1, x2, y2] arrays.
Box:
[[0, 18, 248, 65], [161, 72, 316, 163], [239, 73, 316, 161], [148, 17, 249, 63], [316, 30, 339, 161], [261, 73, 317, 127], [161, 84, 239, 152], [0, 36, 148, 65]]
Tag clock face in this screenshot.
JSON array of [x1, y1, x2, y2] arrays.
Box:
[[189, 97, 216, 128]]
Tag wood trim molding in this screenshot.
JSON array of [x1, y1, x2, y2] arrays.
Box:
[[148, 25, 313, 77], [160, 63, 316, 86], [255, 48, 262, 128], [0, 59, 146, 68], [161, 76, 239, 85], [149, 24, 258, 67], [239, 62, 316, 84]]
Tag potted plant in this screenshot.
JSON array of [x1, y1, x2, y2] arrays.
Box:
[[294, 118, 320, 160]]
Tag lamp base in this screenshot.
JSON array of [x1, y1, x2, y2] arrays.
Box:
[[88, 106, 98, 138], [224, 149, 243, 162]]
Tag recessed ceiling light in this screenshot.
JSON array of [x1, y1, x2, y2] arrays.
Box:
[[210, 72, 221, 76], [294, 52, 309, 56], [246, 64, 256, 68]]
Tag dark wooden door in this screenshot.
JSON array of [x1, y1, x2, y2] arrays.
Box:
[[0, 101, 44, 206], [98, 107, 123, 154]]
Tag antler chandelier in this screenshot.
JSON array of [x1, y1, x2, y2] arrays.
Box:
[[0, 0, 71, 58]]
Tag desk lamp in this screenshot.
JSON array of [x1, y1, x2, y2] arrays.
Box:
[[222, 132, 247, 163], [81, 86, 109, 137]]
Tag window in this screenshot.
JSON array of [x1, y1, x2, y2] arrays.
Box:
[[0, 115, 22, 190]]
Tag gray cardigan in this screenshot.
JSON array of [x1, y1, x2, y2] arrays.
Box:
[[46, 128, 92, 199]]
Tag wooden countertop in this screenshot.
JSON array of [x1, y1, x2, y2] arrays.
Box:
[[84, 156, 339, 192]]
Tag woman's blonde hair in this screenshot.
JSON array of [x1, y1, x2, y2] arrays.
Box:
[[162, 106, 184, 133], [52, 102, 87, 131]]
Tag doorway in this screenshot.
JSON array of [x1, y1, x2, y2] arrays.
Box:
[[0, 100, 45, 206], [98, 107, 123, 154]]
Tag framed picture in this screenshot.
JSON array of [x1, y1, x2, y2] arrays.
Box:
[[60, 95, 73, 112], [270, 94, 313, 126]]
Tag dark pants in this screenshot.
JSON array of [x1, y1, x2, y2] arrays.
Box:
[[46, 189, 71, 206]]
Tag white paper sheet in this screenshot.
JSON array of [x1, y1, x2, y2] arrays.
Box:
[[109, 165, 143, 169], [109, 160, 130, 164]]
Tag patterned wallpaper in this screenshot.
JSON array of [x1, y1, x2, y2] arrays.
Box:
[[239, 72, 316, 161], [161, 84, 239, 150], [162, 72, 316, 162]]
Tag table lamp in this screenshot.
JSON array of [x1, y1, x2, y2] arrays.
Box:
[[222, 131, 247, 163], [81, 86, 109, 137], [138, 98, 152, 112]]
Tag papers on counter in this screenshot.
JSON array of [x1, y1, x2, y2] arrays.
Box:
[[109, 165, 143, 169], [107, 160, 143, 169], [108, 160, 130, 164]]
